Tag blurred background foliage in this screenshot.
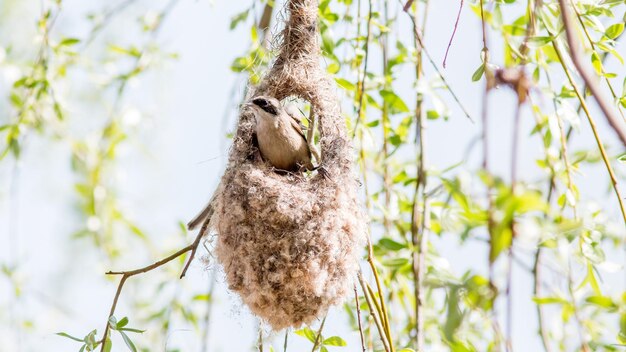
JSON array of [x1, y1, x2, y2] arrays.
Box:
[[1, 0, 626, 351]]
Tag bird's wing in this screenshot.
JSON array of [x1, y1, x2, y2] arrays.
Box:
[[284, 105, 307, 139]]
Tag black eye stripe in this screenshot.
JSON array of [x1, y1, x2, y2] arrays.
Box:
[[252, 98, 278, 115], [252, 98, 267, 107]]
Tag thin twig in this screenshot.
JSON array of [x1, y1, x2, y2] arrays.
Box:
[[403, 0, 415, 12], [543, 71, 578, 218], [354, 284, 366, 352], [402, 3, 474, 123], [570, 1, 625, 123], [284, 330, 289, 352], [567, 258, 591, 352], [366, 255, 394, 351], [477, 1, 501, 350], [98, 218, 208, 351], [82, 0, 140, 48], [409, 1, 430, 349], [557, 0, 626, 145], [311, 316, 327, 352], [549, 38, 626, 227], [533, 248, 552, 352], [357, 272, 391, 352], [381, 0, 392, 257], [443, 0, 464, 68], [352, 0, 373, 137], [200, 267, 217, 352], [506, 102, 523, 352], [258, 326, 264, 352]]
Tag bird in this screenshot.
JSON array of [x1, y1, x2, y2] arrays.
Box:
[[248, 95, 314, 172], [187, 96, 316, 231]]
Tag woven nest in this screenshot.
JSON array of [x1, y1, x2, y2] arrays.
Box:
[[209, 0, 366, 330]]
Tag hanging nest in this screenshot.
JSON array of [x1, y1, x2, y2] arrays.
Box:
[[208, 0, 366, 330]]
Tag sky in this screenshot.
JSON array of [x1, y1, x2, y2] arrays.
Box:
[[0, 0, 624, 351]]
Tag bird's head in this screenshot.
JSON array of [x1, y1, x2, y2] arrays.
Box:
[[248, 96, 282, 122]]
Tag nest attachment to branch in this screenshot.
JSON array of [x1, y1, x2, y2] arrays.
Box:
[[210, 0, 366, 330]]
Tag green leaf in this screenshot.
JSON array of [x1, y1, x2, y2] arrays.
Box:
[[490, 227, 512, 263], [619, 313, 626, 344], [119, 331, 137, 352], [323, 336, 347, 346], [532, 296, 568, 305], [295, 327, 317, 343], [335, 78, 355, 91], [426, 110, 440, 120], [605, 23, 624, 39], [382, 257, 409, 268], [117, 317, 129, 328], [230, 9, 249, 30], [591, 51, 603, 74], [59, 37, 80, 46], [193, 294, 212, 301], [56, 332, 83, 342], [526, 36, 552, 48], [586, 295, 617, 309], [108, 45, 141, 57], [472, 64, 485, 82], [380, 89, 409, 113], [378, 238, 406, 251], [443, 287, 463, 342], [103, 338, 112, 352]]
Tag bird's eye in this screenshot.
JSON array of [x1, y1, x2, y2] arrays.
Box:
[[252, 98, 267, 108]]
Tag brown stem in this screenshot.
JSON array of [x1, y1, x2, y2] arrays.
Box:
[[533, 247, 552, 352], [354, 285, 366, 352], [549, 39, 626, 227], [477, 1, 501, 350], [352, 0, 373, 137], [557, 0, 626, 145], [258, 3, 274, 48], [400, 0, 474, 122], [200, 267, 217, 352], [408, 1, 430, 348], [443, 0, 464, 68], [403, 0, 415, 12], [98, 217, 208, 351], [311, 316, 327, 352], [358, 272, 391, 352], [570, 1, 626, 123], [506, 102, 523, 352], [258, 326, 264, 352], [381, 0, 392, 242]]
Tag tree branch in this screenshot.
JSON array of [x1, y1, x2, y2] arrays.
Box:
[[557, 0, 626, 145], [98, 217, 209, 352], [443, 0, 463, 68], [354, 284, 366, 352]]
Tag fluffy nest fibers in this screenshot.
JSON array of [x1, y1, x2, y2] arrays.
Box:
[[208, 0, 366, 330]]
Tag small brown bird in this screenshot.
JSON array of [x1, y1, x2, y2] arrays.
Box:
[[249, 96, 314, 172], [187, 96, 316, 231]]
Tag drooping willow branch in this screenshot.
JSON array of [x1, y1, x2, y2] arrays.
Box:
[[405, 0, 430, 350], [557, 0, 626, 146], [547, 34, 626, 227], [442, 0, 463, 68]]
